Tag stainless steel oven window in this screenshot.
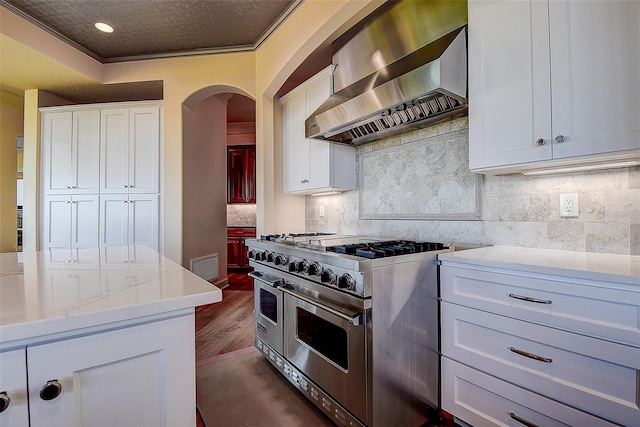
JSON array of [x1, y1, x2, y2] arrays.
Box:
[[296, 306, 349, 371], [259, 288, 278, 324]]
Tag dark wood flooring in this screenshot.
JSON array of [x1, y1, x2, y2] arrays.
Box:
[[195, 270, 254, 426], [194, 271, 457, 427], [195, 271, 254, 361]]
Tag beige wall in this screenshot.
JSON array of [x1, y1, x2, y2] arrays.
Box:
[[0, 92, 24, 252], [254, 0, 383, 234], [182, 94, 228, 280], [4, 0, 382, 263]]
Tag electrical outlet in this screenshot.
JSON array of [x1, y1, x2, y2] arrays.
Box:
[[319, 205, 325, 217], [559, 193, 579, 217]]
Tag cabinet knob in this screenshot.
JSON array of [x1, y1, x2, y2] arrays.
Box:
[[0, 392, 10, 413], [40, 379, 62, 401], [300, 179, 309, 184], [555, 135, 566, 143], [535, 138, 545, 146]]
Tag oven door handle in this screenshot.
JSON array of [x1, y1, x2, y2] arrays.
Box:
[[248, 271, 283, 288], [281, 287, 363, 326]]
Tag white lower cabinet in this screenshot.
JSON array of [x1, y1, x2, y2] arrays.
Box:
[[0, 313, 195, 427], [442, 358, 618, 427], [42, 195, 99, 250], [439, 260, 640, 427], [99, 194, 159, 250], [0, 348, 29, 427]]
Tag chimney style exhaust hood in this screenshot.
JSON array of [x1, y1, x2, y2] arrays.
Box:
[[305, 0, 468, 146]]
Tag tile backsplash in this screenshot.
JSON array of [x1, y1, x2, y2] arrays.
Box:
[[227, 204, 257, 227], [306, 118, 640, 255]]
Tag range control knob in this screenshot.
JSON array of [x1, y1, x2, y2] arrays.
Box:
[[247, 249, 257, 259], [275, 254, 287, 266], [320, 268, 336, 285], [338, 273, 356, 291], [253, 251, 265, 261], [266, 252, 275, 263], [307, 262, 321, 276], [297, 260, 308, 273], [288, 260, 299, 272]]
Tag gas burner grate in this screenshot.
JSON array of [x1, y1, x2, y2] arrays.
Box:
[[329, 240, 447, 259]]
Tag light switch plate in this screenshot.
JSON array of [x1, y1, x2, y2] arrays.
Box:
[[560, 193, 579, 217]]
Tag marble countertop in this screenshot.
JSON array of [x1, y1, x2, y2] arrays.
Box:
[[440, 246, 640, 286], [0, 246, 222, 345]]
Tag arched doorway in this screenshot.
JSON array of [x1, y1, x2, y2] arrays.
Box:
[[182, 87, 255, 288]]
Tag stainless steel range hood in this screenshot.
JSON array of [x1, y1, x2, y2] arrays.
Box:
[[305, 0, 468, 145]]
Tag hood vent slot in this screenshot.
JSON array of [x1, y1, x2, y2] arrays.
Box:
[[341, 94, 464, 143]]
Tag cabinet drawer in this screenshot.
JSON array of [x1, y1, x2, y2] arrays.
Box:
[[227, 228, 255, 237], [440, 265, 640, 346], [442, 302, 640, 426], [442, 358, 618, 427]]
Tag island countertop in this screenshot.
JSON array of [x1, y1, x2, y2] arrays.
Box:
[[0, 245, 222, 345]]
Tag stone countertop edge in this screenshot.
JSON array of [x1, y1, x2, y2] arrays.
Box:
[[438, 245, 640, 286], [0, 248, 222, 346]]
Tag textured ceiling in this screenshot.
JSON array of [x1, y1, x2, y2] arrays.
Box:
[[2, 0, 299, 62], [0, 0, 320, 109]]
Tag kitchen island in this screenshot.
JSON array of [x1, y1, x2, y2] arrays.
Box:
[[0, 245, 222, 426], [439, 246, 640, 427]]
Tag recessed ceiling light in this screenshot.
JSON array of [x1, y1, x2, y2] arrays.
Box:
[[94, 22, 114, 33]]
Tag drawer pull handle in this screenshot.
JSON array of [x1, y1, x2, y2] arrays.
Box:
[[508, 293, 551, 304], [509, 347, 552, 363], [509, 412, 540, 427], [0, 392, 10, 413], [40, 379, 62, 401]]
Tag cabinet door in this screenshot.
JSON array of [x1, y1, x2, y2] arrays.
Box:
[[72, 111, 101, 193], [304, 78, 332, 189], [71, 195, 99, 249], [549, 0, 640, 159], [128, 107, 160, 193], [27, 314, 196, 427], [128, 194, 159, 250], [42, 111, 100, 194], [0, 348, 29, 427], [227, 147, 256, 203], [100, 109, 130, 193], [283, 91, 311, 193], [244, 146, 256, 203], [99, 194, 129, 247], [227, 237, 241, 268], [468, 0, 552, 171], [42, 196, 98, 251], [42, 195, 73, 250], [99, 195, 158, 250]]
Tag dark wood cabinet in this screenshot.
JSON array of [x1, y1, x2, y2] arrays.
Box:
[[227, 227, 255, 269], [227, 146, 256, 203]]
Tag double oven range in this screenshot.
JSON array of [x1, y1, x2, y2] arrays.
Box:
[[246, 233, 453, 427]]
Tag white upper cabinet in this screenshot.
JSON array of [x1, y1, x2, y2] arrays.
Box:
[[469, 0, 640, 174], [282, 66, 356, 195], [101, 106, 160, 193], [42, 110, 100, 194]]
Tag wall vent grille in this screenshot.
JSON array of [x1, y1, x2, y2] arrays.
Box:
[[189, 253, 219, 282]]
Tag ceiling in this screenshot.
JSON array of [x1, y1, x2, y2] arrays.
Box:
[[2, 0, 299, 62], [0, 0, 331, 113]]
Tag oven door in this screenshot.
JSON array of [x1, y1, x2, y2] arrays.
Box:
[[250, 271, 284, 355], [284, 288, 368, 424]]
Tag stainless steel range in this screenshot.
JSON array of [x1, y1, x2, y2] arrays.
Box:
[[246, 233, 453, 427]]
